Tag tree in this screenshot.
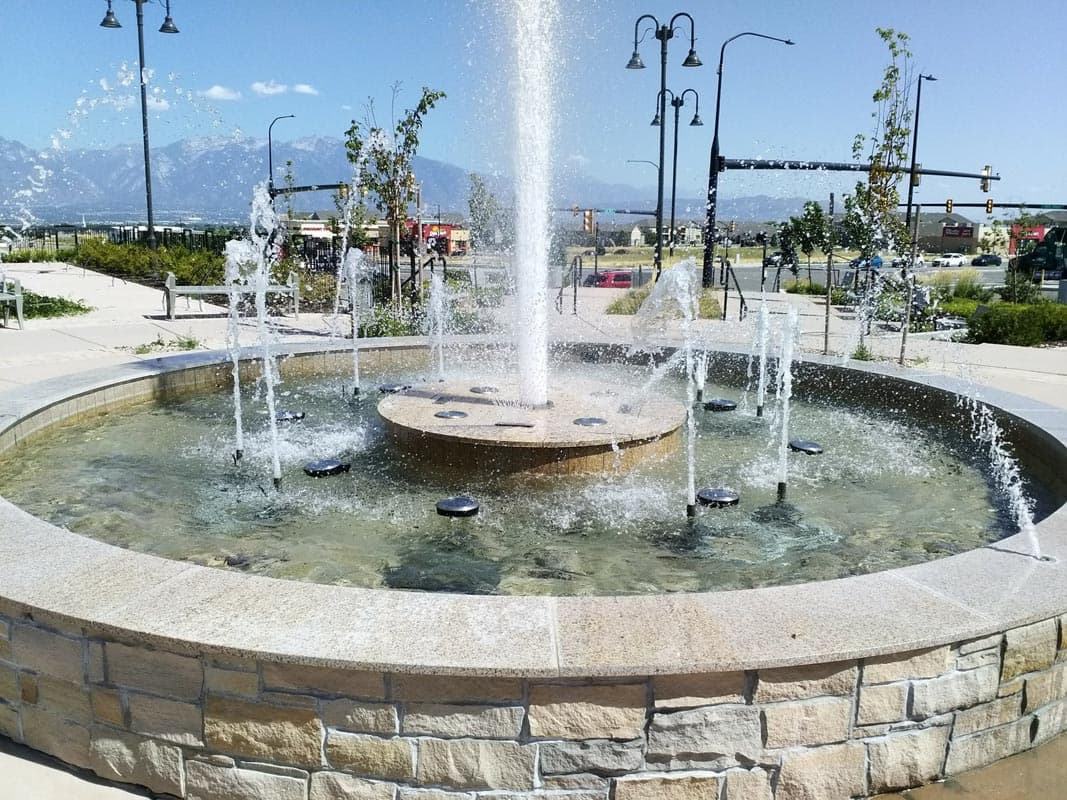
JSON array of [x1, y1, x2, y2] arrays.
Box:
[[843, 28, 913, 262], [467, 173, 500, 251], [788, 201, 828, 281], [344, 84, 445, 301]]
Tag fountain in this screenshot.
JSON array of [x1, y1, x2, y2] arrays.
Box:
[[2, 4, 1067, 799]]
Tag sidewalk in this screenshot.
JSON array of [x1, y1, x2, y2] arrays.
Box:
[[1, 262, 1066, 798]]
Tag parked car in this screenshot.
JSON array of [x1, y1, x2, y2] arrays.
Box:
[[891, 254, 925, 269], [971, 253, 1002, 267], [593, 270, 633, 289], [932, 252, 966, 268], [1009, 227, 1065, 280]]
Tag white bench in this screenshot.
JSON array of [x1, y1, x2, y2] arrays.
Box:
[[163, 271, 300, 320], [0, 272, 24, 329]]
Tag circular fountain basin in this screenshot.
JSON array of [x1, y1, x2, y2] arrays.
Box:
[[378, 379, 686, 474], [1, 339, 1066, 798]]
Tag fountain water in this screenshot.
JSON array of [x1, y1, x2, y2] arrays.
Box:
[[754, 300, 771, 417], [429, 270, 448, 382], [508, 0, 558, 407], [223, 239, 254, 462], [775, 306, 800, 501]]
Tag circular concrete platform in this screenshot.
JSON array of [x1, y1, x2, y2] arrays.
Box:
[[377, 379, 688, 473]]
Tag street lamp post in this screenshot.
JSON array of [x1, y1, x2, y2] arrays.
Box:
[[100, 0, 179, 251], [626, 12, 701, 279], [268, 114, 296, 200], [652, 89, 702, 256], [899, 73, 937, 365], [700, 32, 794, 288]]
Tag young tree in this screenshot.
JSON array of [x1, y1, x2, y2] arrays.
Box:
[[843, 28, 913, 262], [790, 201, 828, 280], [468, 173, 500, 251], [344, 84, 445, 301]]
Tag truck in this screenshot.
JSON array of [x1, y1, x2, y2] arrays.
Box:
[[1009, 227, 1066, 280]]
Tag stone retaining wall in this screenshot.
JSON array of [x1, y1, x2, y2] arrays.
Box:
[[2, 611, 1066, 799]]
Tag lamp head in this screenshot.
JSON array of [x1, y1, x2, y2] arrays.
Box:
[[650, 112, 662, 127], [689, 113, 703, 126], [159, 0, 179, 33], [626, 50, 645, 70], [785, 39, 795, 45], [682, 48, 702, 67], [100, 0, 121, 28]]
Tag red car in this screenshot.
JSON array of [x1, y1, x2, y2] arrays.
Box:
[[594, 270, 633, 289]]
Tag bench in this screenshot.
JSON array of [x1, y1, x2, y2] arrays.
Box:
[[163, 271, 299, 320], [0, 272, 24, 329]]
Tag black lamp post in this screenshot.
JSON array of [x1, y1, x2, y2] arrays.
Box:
[[701, 32, 793, 288], [652, 89, 702, 256], [626, 12, 701, 279], [268, 114, 296, 200], [100, 0, 179, 252]]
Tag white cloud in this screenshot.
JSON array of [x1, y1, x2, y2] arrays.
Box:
[[146, 97, 171, 111], [293, 83, 319, 96], [251, 80, 288, 96], [200, 85, 241, 101]]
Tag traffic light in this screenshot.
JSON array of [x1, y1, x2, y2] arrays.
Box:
[[583, 209, 594, 234], [729, 221, 737, 233], [911, 163, 921, 187], [985, 199, 994, 214], [572, 205, 580, 217], [945, 199, 953, 214], [980, 165, 991, 193]]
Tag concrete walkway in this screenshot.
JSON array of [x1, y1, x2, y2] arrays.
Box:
[[1, 261, 1066, 798]]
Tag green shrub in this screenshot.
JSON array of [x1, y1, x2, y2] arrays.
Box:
[[2, 247, 78, 263], [73, 239, 225, 287], [21, 290, 93, 319], [951, 269, 994, 301], [784, 279, 826, 295], [966, 301, 1067, 346], [606, 285, 722, 318], [998, 269, 1042, 304], [937, 298, 981, 318], [358, 304, 421, 337]]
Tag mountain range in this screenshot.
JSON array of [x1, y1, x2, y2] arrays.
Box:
[[0, 135, 808, 225]]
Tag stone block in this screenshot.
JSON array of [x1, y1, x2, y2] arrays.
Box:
[[1002, 619, 1058, 682], [34, 675, 92, 725], [311, 772, 396, 800], [205, 695, 324, 768], [1025, 662, 1067, 712], [999, 677, 1025, 699], [541, 774, 609, 790], [910, 665, 998, 720], [0, 618, 8, 639], [91, 688, 124, 727], [11, 624, 84, 684], [127, 692, 204, 746], [867, 725, 950, 792], [775, 742, 866, 800], [762, 697, 851, 749], [88, 641, 105, 684], [652, 673, 745, 709], [957, 649, 999, 672], [614, 773, 721, 800], [646, 705, 761, 770], [945, 716, 1033, 775], [528, 684, 646, 740], [955, 694, 1024, 736], [103, 643, 204, 700], [185, 758, 308, 800], [857, 683, 907, 726], [325, 732, 414, 780], [539, 739, 644, 776], [323, 699, 398, 734], [723, 768, 773, 800], [0, 663, 16, 704], [21, 705, 91, 770], [21, 672, 38, 703], [90, 728, 185, 797], [754, 662, 856, 702], [403, 703, 524, 739], [1034, 698, 1067, 746], [398, 789, 473, 800], [0, 702, 19, 739], [417, 738, 536, 790], [478, 792, 604, 800], [864, 647, 950, 685], [393, 674, 523, 704], [262, 662, 385, 699], [206, 666, 260, 698], [0, 637, 10, 663], [959, 634, 1002, 656], [1060, 615, 1067, 652]]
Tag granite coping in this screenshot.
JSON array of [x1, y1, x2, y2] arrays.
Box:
[[0, 339, 1065, 678]]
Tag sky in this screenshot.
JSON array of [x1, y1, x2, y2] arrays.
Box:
[[3, 0, 1065, 214]]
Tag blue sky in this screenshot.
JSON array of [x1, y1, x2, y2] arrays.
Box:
[[4, 0, 1065, 210]]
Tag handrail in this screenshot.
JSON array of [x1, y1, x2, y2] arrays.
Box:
[[720, 262, 748, 321]]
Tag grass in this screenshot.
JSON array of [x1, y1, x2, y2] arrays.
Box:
[[131, 333, 202, 354], [21, 290, 93, 319]]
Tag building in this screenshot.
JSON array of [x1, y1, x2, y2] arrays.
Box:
[[914, 212, 977, 254]]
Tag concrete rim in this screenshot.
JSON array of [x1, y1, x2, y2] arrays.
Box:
[[1, 338, 1065, 678]]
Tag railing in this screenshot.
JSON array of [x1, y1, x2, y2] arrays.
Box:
[[720, 260, 748, 321], [556, 256, 580, 315]]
